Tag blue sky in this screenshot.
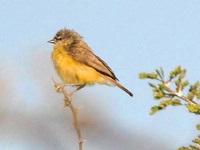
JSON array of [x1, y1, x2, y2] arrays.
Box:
[[1, 0, 200, 149]]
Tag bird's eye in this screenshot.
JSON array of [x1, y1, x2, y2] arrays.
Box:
[[56, 36, 62, 40]]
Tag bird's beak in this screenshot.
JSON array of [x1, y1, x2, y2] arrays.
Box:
[[48, 39, 55, 44]]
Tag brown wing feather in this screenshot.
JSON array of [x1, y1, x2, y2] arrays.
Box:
[[67, 41, 118, 81]]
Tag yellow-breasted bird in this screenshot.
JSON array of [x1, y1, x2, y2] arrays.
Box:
[[48, 29, 133, 97]]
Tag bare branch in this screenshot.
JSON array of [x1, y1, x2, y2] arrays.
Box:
[[52, 78, 84, 150]]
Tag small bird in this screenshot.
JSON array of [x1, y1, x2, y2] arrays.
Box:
[[48, 29, 133, 97]]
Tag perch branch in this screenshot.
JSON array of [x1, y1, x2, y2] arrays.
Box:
[[52, 78, 83, 150]]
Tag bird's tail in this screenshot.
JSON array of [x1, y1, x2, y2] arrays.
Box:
[[106, 77, 133, 97]]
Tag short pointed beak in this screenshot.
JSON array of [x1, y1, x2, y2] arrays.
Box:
[[48, 39, 55, 44]]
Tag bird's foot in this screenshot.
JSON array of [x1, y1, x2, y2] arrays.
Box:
[[54, 83, 67, 93]]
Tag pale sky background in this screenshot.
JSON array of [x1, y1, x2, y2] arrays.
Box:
[[1, 0, 200, 150]]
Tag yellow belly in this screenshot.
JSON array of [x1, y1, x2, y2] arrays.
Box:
[[51, 46, 105, 85]]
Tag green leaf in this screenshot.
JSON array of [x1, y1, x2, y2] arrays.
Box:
[[145, 73, 158, 79], [174, 66, 181, 74], [187, 82, 200, 101], [160, 67, 164, 79], [187, 92, 194, 101], [171, 99, 182, 106], [189, 145, 200, 150], [178, 147, 191, 150], [186, 104, 200, 114], [150, 99, 182, 115], [169, 66, 181, 79], [182, 80, 189, 88], [159, 99, 182, 108], [194, 81, 200, 90], [148, 83, 157, 88], [153, 88, 165, 100], [150, 106, 162, 115], [158, 84, 171, 92], [196, 92, 200, 99], [193, 137, 200, 144], [139, 73, 148, 79], [196, 124, 200, 130], [175, 76, 182, 87], [156, 69, 163, 79], [180, 69, 186, 78], [159, 100, 171, 108]]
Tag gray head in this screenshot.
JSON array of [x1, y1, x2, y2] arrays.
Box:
[[48, 29, 82, 44]]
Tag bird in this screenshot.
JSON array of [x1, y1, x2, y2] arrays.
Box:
[[48, 29, 133, 97]]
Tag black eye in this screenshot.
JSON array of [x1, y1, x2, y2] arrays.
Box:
[[56, 36, 62, 41]]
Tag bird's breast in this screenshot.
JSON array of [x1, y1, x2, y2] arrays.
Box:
[[51, 46, 105, 85]]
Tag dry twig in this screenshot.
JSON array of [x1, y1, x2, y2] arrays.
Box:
[[52, 78, 83, 150]]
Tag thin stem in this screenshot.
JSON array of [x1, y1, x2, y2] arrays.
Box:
[[62, 89, 83, 150], [52, 78, 83, 150], [176, 94, 197, 105], [162, 80, 197, 105]]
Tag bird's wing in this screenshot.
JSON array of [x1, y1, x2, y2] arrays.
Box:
[[68, 42, 118, 81]]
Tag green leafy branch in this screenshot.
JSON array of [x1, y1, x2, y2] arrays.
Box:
[[139, 66, 199, 115], [178, 124, 200, 150], [139, 66, 200, 150]]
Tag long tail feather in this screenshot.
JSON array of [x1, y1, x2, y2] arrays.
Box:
[[106, 78, 133, 97], [115, 81, 133, 97]]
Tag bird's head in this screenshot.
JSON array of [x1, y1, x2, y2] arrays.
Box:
[[48, 29, 82, 45]]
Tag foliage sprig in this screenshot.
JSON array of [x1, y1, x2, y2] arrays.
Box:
[[139, 66, 200, 150]]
